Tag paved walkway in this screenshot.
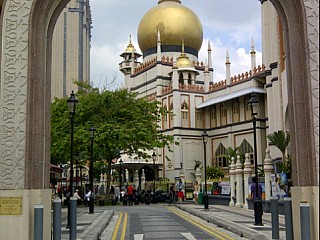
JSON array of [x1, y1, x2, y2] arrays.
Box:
[[56, 203, 287, 240], [176, 203, 287, 240]]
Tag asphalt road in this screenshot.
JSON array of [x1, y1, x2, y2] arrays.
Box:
[[100, 204, 248, 240]]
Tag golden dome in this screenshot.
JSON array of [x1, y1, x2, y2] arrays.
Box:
[[137, 0, 203, 56]]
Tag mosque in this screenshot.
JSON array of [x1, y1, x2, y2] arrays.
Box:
[[117, 0, 278, 184]]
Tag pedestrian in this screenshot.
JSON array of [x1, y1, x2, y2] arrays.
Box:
[[74, 189, 83, 206], [84, 188, 92, 206], [169, 183, 175, 203], [193, 181, 199, 204], [250, 176, 263, 225], [114, 186, 120, 202], [175, 179, 185, 204], [127, 185, 134, 206]]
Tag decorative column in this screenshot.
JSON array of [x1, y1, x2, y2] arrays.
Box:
[[141, 169, 146, 190], [243, 153, 253, 209], [134, 170, 139, 189], [263, 148, 274, 201], [235, 155, 243, 208], [225, 50, 231, 85], [229, 157, 236, 207]]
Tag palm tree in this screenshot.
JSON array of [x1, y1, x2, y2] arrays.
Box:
[[267, 130, 291, 173]]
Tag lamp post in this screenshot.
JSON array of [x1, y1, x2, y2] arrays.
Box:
[[202, 131, 209, 209], [88, 124, 96, 214], [248, 93, 263, 226], [67, 91, 78, 196], [67, 91, 78, 235], [119, 158, 123, 201], [152, 152, 156, 192]]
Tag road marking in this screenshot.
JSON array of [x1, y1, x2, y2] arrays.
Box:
[[134, 234, 144, 240], [167, 206, 235, 240], [111, 212, 123, 240], [181, 232, 197, 240], [120, 212, 128, 240]]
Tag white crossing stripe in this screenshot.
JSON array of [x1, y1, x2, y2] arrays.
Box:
[[181, 232, 197, 240], [134, 234, 144, 240]]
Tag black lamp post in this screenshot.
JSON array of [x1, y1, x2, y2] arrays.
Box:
[[88, 124, 96, 214], [248, 93, 263, 226], [67, 91, 78, 197], [119, 158, 123, 201], [66, 91, 78, 231], [202, 131, 209, 210], [152, 152, 156, 192]]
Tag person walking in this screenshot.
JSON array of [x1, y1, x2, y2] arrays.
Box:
[[250, 176, 263, 225], [175, 179, 185, 204], [74, 189, 83, 206], [127, 185, 134, 206], [193, 181, 199, 204]]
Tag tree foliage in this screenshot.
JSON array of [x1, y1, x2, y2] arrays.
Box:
[[50, 85, 174, 172]]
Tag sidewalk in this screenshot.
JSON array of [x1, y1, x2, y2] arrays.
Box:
[[58, 207, 114, 240], [176, 203, 287, 240]]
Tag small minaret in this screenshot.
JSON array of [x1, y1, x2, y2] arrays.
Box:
[[157, 30, 162, 61], [172, 55, 179, 90], [250, 37, 256, 71], [208, 40, 213, 81], [226, 49, 231, 85], [204, 59, 210, 92]]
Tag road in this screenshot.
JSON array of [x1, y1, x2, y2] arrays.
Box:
[[100, 204, 248, 240]]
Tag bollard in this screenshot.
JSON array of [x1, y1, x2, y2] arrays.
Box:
[[284, 197, 293, 240], [300, 202, 311, 240], [270, 196, 279, 240], [53, 199, 62, 240], [70, 197, 77, 240], [34, 205, 43, 240]]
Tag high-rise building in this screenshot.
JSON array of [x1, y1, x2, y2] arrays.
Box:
[[51, 0, 92, 100]]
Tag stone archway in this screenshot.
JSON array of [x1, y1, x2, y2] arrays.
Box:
[[0, 1, 70, 239], [0, 0, 318, 239]]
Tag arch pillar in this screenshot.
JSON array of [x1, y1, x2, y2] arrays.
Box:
[[0, 1, 70, 239]]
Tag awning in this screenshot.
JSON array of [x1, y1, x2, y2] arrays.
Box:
[[196, 86, 266, 109]]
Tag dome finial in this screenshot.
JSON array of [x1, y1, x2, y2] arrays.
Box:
[[181, 39, 185, 53]]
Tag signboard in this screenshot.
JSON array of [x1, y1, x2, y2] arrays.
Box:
[[0, 197, 22, 215], [220, 181, 231, 195]]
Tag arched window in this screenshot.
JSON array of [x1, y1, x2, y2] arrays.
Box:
[[210, 106, 217, 127], [188, 73, 192, 85], [214, 143, 228, 168], [179, 73, 184, 86], [239, 139, 254, 164], [181, 100, 189, 127]]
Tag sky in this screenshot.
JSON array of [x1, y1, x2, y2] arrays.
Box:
[[89, 0, 262, 90]]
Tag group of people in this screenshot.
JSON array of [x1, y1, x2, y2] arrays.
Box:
[[171, 179, 200, 204]]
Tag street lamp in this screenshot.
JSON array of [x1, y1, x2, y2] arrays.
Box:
[[248, 93, 263, 226], [202, 131, 209, 210], [88, 124, 96, 214], [152, 152, 156, 192], [67, 91, 78, 234], [67, 91, 78, 196], [119, 158, 123, 201]]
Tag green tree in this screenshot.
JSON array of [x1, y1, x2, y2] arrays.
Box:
[[206, 166, 225, 179], [267, 130, 291, 174], [51, 85, 174, 200]]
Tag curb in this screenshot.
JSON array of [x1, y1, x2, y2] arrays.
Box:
[[175, 205, 268, 240], [79, 210, 114, 240]]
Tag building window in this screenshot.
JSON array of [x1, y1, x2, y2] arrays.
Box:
[[181, 100, 189, 128], [210, 106, 217, 127], [162, 104, 168, 130], [214, 143, 228, 168], [188, 73, 192, 85], [239, 139, 254, 164], [169, 102, 174, 128], [179, 73, 184, 86], [244, 96, 251, 120], [195, 110, 203, 128], [220, 105, 227, 125], [232, 100, 240, 123]]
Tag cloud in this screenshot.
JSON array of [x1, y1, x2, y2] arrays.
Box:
[[89, 0, 262, 89]]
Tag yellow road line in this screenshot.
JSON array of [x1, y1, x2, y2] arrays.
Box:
[[111, 212, 123, 240], [120, 212, 128, 240], [167, 206, 235, 240]]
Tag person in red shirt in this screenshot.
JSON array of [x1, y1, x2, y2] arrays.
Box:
[[127, 185, 134, 206]]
